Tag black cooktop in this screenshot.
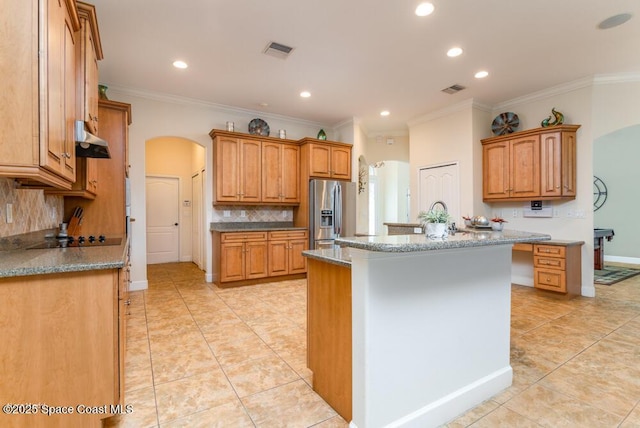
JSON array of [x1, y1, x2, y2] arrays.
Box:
[[28, 236, 122, 249]]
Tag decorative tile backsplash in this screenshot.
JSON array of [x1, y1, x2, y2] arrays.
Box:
[[212, 206, 293, 222], [0, 178, 63, 237]]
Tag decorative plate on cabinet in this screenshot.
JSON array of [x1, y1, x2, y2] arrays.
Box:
[[248, 118, 270, 136], [491, 112, 520, 136]]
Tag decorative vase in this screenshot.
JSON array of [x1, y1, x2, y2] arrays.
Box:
[[491, 222, 504, 231], [317, 129, 327, 140], [426, 223, 448, 239], [98, 84, 109, 100]]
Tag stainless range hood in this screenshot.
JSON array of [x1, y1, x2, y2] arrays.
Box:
[[75, 120, 111, 158]]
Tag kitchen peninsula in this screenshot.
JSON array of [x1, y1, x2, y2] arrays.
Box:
[[304, 229, 550, 428]]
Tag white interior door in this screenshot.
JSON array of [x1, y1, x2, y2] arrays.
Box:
[[146, 176, 180, 264], [418, 163, 460, 224], [191, 171, 203, 270]]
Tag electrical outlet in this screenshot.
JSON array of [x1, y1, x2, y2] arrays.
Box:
[[553, 208, 560, 217], [223, 210, 231, 218], [576, 210, 585, 219], [6, 203, 13, 224], [282, 210, 287, 218], [240, 210, 246, 218], [512, 209, 518, 218], [566, 210, 573, 218]]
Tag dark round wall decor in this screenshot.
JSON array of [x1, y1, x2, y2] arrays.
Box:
[[593, 176, 608, 211], [248, 118, 270, 136], [491, 112, 520, 136]]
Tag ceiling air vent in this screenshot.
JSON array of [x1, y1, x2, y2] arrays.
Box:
[[441, 84, 466, 94], [263, 41, 294, 59]]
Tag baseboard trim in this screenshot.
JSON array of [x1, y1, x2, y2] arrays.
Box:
[[604, 255, 640, 265], [130, 279, 148, 291]]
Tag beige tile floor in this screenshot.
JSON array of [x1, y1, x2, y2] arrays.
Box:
[[104, 262, 640, 427]]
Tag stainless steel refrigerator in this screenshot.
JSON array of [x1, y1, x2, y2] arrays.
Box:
[[309, 179, 356, 249]]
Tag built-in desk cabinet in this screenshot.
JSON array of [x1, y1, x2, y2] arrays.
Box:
[[482, 125, 580, 202], [514, 241, 584, 295]]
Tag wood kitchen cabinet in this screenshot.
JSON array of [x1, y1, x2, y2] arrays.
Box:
[[268, 230, 308, 276], [483, 135, 540, 200], [482, 125, 579, 202], [533, 242, 583, 295], [301, 140, 352, 180], [0, 0, 80, 189], [45, 2, 103, 199], [262, 141, 300, 204], [63, 100, 132, 235], [218, 232, 269, 282], [213, 135, 262, 204], [0, 268, 126, 427], [540, 130, 577, 198]]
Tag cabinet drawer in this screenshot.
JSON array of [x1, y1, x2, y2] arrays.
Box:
[[268, 230, 308, 240], [534, 256, 566, 270], [221, 232, 268, 243], [534, 244, 565, 258], [534, 268, 566, 292]]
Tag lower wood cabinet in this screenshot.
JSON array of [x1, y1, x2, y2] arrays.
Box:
[[214, 229, 308, 285], [219, 232, 269, 282], [268, 230, 308, 276], [0, 268, 126, 427], [533, 242, 583, 294]]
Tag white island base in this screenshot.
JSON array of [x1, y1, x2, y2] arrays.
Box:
[[349, 244, 513, 428]]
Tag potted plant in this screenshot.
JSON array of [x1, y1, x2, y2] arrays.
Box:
[[462, 215, 472, 227], [418, 209, 451, 238], [490, 217, 508, 231]]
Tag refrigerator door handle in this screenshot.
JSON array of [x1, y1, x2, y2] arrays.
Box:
[[334, 183, 342, 236]]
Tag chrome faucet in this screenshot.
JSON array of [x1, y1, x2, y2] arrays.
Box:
[[429, 200, 448, 213]]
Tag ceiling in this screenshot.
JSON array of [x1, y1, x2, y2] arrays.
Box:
[[90, 0, 640, 134]]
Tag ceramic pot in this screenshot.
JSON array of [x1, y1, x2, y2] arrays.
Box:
[[491, 222, 504, 231], [426, 223, 448, 238]]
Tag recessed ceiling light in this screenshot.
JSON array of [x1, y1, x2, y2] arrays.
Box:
[[172, 60, 188, 69], [415, 2, 435, 17], [259, 102, 269, 107], [475, 70, 489, 79], [598, 13, 632, 29], [447, 47, 463, 57], [300, 91, 311, 98], [380, 110, 390, 116]]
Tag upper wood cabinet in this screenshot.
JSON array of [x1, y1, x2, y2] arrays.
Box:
[[482, 125, 580, 202], [213, 135, 262, 203], [0, 0, 80, 189], [304, 141, 352, 180], [63, 100, 132, 236], [76, 1, 103, 135], [262, 141, 300, 204], [210, 130, 302, 205]]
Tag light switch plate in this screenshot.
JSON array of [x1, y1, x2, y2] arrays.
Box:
[[6, 203, 13, 224]]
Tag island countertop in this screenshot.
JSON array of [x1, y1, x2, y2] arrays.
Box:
[[335, 228, 551, 253]]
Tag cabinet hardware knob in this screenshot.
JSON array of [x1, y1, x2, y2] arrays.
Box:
[[124, 299, 131, 305]]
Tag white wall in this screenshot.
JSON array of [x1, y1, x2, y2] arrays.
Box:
[[592, 79, 640, 263], [408, 100, 487, 226], [106, 88, 331, 289]]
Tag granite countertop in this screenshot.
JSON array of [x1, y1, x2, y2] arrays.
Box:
[[210, 222, 307, 232], [335, 228, 551, 253], [303, 247, 352, 267], [0, 230, 129, 278]]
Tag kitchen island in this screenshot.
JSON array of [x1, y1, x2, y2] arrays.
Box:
[[304, 229, 550, 428]]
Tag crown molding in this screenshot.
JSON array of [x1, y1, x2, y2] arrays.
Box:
[[407, 99, 492, 128], [492, 72, 640, 111], [103, 84, 329, 129]]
